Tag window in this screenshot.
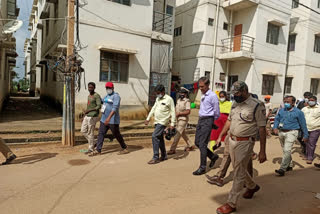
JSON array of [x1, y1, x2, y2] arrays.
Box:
[[174, 26, 182, 37], [45, 65, 48, 82], [100, 51, 129, 83], [266, 23, 280, 45], [318, 0, 320, 8], [166, 5, 174, 15], [292, 0, 299, 8], [54, 2, 59, 23], [7, 0, 16, 17], [310, 79, 319, 95], [46, 19, 49, 36], [208, 18, 214, 26], [262, 75, 275, 95], [228, 75, 238, 91], [108, 0, 131, 6], [314, 35, 320, 53], [284, 77, 293, 94], [288, 34, 296, 51], [205, 71, 210, 79], [223, 22, 229, 30]]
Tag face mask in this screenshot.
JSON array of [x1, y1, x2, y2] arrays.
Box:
[[308, 101, 316, 106], [234, 95, 245, 103], [157, 94, 164, 99], [220, 98, 226, 102], [305, 98, 309, 103], [284, 103, 292, 109], [106, 89, 113, 95]]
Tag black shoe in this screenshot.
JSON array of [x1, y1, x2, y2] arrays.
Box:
[[209, 155, 219, 168], [275, 169, 285, 176], [160, 156, 168, 162], [314, 163, 320, 168], [193, 168, 206, 176], [1, 154, 17, 165], [286, 166, 293, 171]]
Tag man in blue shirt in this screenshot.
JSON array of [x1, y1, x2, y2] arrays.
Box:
[[273, 95, 308, 176], [93, 82, 129, 156]]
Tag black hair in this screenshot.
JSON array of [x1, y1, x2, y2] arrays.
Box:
[[198, 77, 210, 85], [310, 96, 317, 101], [303, 92, 313, 98], [286, 95, 296, 104], [88, 82, 96, 88], [219, 91, 227, 98], [155, 84, 165, 92]]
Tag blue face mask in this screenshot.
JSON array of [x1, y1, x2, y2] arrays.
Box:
[[284, 103, 292, 109]]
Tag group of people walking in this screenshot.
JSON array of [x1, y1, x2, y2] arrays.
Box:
[[1, 76, 319, 214]]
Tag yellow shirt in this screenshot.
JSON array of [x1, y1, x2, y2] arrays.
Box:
[[302, 105, 320, 131], [147, 94, 176, 126], [219, 101, 232, 114]]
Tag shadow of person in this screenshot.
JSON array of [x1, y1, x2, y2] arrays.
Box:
[[167, 149, 190, 160], [272, 157, 305, 169], [10, 152, 58, 165], [100, 144, 143, 155]]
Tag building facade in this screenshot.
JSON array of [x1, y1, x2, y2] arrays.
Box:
[[26, 0, 175, 119], [173, 0, 320, 104], [0, 0, 19, 111]]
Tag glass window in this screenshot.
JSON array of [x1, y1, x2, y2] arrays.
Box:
[[7, 0, 16, 17], [292, 0, 299, 8], [108, 0, 131, 6], [174, 26, 182, 37], [208, 18, 214, 26], [262, 75, 275, 95], [100, 51, 129, 83], [284, 77, 293, 94], [288, 34, 296, 52], [223, 22, 229, 30], [166, 5, 174, 15], [314, 35, 320, 53], [318, 0, 320, 8], [310, 79, 319, 95], [266, 23, 280, 45]]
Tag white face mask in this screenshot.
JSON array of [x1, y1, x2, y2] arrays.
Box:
[[106, 89, 113, 95], [157, 94, 164, 99], [220, 98, 226, 102]]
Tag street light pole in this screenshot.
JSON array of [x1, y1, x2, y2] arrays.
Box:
[[62, 0, 75, 146]]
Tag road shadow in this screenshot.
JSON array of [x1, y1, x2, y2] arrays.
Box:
[[8, 152, 58, 165], [210, 167, 320, 214], [167, 149, 191, 160], [272, 157, 305, 169], [100, 144, 143, 155]]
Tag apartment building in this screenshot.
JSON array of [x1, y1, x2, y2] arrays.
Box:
[[25, 0, 175, 119], [0, 0, 19, 111], [286, 0, 320, 97], [173, 0, 320, 104]]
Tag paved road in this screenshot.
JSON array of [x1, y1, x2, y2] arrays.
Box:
[[0, 136, 319, 214]]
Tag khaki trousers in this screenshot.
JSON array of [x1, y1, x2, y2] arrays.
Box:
[[81, 116, 99, 151], [170, 120, 192, 151], [227, 137, 256, 208], [278, 130, 298, 171], [0, 138, 14, 159]]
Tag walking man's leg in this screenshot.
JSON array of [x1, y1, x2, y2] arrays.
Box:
[[149, 124, 166, 164], [95, 122, 109, 154], [110, 124, 129, 155], [80, 116, 89, 142], [169, 120, 184, 153], [306, 130, 320, 163], [280, 131, 298, 172]]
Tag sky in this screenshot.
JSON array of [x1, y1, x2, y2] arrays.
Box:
[[13, 0, 33, 80]]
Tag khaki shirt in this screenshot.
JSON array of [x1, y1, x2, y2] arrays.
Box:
[[176, 98, 191, 121], [229, 96, 266, 137]]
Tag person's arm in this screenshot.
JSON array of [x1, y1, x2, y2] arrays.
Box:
[[104, 94, 120, 125], [145, 100, 157, 125], [216, 120, 231, 145], [298, 110, 309, 140], [213, 95, 220, 120], [273, 109, 281, 134], [177, 100, 191, 117], [169, 98, 176, 128]]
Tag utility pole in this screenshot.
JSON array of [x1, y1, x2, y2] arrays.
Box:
[[62, 0, 75, 146]]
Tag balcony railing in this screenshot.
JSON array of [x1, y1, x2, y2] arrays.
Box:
[[152, 11, 173, 35], [221, 35, 255, 54]]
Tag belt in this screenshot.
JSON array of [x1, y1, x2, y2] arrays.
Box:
[[199, 116, 214, 120], [230, 134, 255, 142], [280, 129, 299, 132]]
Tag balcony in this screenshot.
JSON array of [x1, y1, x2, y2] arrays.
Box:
[[223, 0, 258, 11], [152, 11, 173, 35], [219, 35, 255, 61]]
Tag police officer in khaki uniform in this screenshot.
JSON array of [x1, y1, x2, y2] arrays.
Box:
[[167, 87, 195, 155], [215, 81, 267, 214]]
